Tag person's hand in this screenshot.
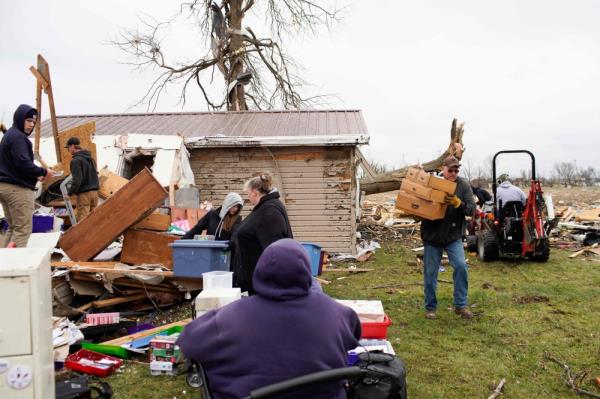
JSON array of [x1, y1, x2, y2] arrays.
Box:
[[444, 194, 461, 208], [45, 168, 57, 178]]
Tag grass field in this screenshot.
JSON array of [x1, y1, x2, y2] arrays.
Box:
[[106, 242, 600, 398]]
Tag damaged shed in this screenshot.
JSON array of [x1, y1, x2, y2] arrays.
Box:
[[40, 110, 370, 254]]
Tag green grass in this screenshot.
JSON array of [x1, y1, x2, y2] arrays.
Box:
[[105, 243, 600, 398]]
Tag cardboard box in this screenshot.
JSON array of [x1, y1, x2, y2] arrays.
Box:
[[415, 170, 457, 194], [400, 179, 447, 203], [395, 191, 446, 220]]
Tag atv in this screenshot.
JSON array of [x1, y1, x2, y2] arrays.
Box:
[[469, 150, 556, 262]]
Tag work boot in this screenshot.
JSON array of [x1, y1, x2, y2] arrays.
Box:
[[425, 310, 437, 320], [454, 307, 473, 319]]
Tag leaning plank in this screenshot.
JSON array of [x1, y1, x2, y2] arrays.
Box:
[[102, 319, 191, 346], [120, 229, 179, 268], [59, 168, 168, 261]]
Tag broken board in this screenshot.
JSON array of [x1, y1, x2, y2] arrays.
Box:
[[132, 212, 171, 231], [59, 168, 167, 261], [98, 166, 129, 199], [121, 229, 179, 268], [58, 121, 97, 175]]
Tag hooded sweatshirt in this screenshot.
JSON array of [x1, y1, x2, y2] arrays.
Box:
[[68, 149, 99, 195], [496, 180, 527, 208], [177, 239, 361, 399], [181, 192, 243, 240], [0, 104, 47, 189]]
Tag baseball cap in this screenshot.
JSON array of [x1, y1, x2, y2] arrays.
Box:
[[442, 156, 461, 168]]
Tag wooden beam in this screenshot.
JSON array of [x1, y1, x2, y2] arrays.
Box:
[[64, 267, 174, 277], [91, 293, 147, 309], [101, 319, 191, 346], [52, 261, 119, 268], [29, 66, 48, 89], [58, 168, 168, 261]]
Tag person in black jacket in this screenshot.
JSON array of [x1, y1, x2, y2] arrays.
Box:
[[421, 156, 476, 320], [66, 137, 99, 221], [233, 172, 293, 294], [182, 192, 243, 240], [0, 104, 56, 247]]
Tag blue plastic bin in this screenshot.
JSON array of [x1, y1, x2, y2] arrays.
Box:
[[32, 214, 54, 233], [170, 240, 231, 278], [301, 242, 322, 276]]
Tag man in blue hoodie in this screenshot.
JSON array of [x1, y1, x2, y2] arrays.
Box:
[[177, 239, 361, 399], [0, 104, 56, 247]]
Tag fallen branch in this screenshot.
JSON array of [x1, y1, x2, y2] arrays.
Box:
[[487, 378, 506, 399], [544, 352, 600, 398]]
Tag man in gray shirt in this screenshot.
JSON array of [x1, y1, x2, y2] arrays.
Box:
[[496, 174, 527, 209]]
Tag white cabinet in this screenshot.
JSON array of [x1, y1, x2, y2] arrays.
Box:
[[0, 248, 55, 399]]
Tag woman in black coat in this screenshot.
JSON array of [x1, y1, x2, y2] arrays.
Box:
[[232, 173, 293, 294], [182, 192, 243, 240]]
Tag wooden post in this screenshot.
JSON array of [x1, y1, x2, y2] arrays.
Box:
[[34, 80, 42, 156], [36, 54, 61, 163]]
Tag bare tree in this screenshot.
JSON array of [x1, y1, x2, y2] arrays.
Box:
[[578, 166, 597, 186], [112, 1, 340, 111], [553, 162, 577, 187]]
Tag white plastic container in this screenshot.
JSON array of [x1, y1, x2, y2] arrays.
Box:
[[202, 271, 233, 290], [194, 288, 242, 318]]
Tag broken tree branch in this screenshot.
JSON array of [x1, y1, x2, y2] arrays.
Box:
[[487, 378, 506, 399], [544, 352, 600, 398]]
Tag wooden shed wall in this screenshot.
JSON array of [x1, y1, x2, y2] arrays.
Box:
[[189, 146, 357, 254]]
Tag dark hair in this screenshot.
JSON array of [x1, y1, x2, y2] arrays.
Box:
[[222, 209, 241, 231], [244, 172, 273, 194]]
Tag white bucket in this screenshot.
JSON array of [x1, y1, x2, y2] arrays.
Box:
[[202, 271, 233, 290]]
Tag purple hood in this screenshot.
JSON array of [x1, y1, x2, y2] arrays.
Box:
[[252, 238, 312, 300]]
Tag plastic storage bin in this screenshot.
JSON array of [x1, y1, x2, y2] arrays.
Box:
[[32, 214, 54, 233], [65, 349, 123, 377], [170, 240, 230, 278], [360, 315, 392, 339], [301, 242, 322, 276], [203, 271, 233, 290]]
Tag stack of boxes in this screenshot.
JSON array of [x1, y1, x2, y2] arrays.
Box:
[[396, 167, 457, 220], [149, 333, 181, 376]]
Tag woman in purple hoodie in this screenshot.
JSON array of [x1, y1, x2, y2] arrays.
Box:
[[177, 239, 361, 399]]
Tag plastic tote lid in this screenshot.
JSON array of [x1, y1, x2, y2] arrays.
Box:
[[170, 240, 230, 249]]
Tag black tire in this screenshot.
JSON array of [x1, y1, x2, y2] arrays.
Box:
[[466, 235, 477, 253], [477, 231, 499, 262], [530, 240, 550, 262]]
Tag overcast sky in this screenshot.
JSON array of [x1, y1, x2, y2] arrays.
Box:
[[1, 0, 598, 177]]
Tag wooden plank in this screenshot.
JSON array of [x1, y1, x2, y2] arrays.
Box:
[[58, 122, 97, 175], [132, 212, 171, 231], [70, 267, 173, 277], [33, 80, 42, 156], [98, 166, 129, 199], [52, 261, 119, 268], [91, 293, 147, 309], [59, 168, 168, 261], [120, 229, 179, 268], [102, 319, 191, 346]]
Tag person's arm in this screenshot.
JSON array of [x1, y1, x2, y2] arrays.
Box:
[[12, 136, 46, 179], [68, 159, 82, 195], [181, 211, 212, 239]]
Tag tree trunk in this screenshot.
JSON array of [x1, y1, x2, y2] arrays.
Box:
[[360, 119, 466, 195], [227, 0, 248, 110]]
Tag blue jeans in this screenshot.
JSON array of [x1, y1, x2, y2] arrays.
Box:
[[423, 239, 469, 310]]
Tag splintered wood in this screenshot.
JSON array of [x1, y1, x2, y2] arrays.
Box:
[[59, 168, 168, 261]]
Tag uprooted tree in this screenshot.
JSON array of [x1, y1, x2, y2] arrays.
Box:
[[112, 0, 339, 111], [360, 119, 466, 195]]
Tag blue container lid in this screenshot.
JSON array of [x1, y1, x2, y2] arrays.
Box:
[[170, 240, 230, 249]]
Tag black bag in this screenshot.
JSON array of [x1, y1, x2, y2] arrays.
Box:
[[347, 352, 407, 399], [56, 376, 113, 399]]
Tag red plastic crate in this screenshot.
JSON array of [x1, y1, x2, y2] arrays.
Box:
[[65, 349, 123, 377], [361, 315, 392, 339]]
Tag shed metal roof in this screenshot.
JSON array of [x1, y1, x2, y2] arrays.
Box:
[[39, 110, 369, 146]]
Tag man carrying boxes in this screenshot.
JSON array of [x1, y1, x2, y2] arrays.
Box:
[[396, 156, 476, 319]]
